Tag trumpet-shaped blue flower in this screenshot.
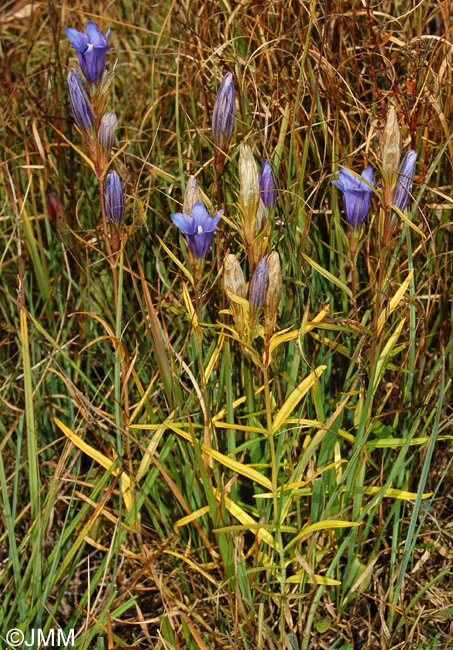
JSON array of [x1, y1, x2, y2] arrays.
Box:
[[212, 72, 236, 148], [65, 20, 111, 86], [105, 170, 125, 225], [171, 203, 223, 260], [259, 159, 277, 208], [393, 150, 417, 212], [332, 165, 374, 231], [67, 69, 94, 132]]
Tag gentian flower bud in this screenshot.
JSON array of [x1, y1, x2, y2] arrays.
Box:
[[65, 20, 111, 87], [392, 150, 417, 212], [67, 69, 94, 132], [239, 144, 260, 247], [264, 252, 282, 327], [331, 165, 374, 232], [224, 254, 247, 334], [259, 159, 277, 208], [212, 72, 236, 149], [97, 112, 118, 152], [105, 170, 125, 225], [379, 105, 401, 203], [183, 176, 204, 217], [249, 257, 269, 323], [171, 203, 223, 260]]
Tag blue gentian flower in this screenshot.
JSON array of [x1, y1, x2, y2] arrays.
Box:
[[171, 202, 223, 260], [259, 159, 277, 208], [392, 150, 417, 212], [249, 257, 269, 315], [105, 170, 125, 225], [67, 69, 94, 132], [212, 72, 236, 148], [65, 20, 111, 86], [332, 165, 374, 231]]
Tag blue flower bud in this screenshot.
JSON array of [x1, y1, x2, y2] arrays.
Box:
[[105, 170, 125, 225], [98, 112, 118, 152], [249, 257, 269, 319], [65, 20, 111, 87], [392, 150, 417, 212], [212, 72, 236, 148], [331, 165, 374, 231], [171, 203, 223, 260], [67, 69, 94, 132], [259, 159, 277, 208]]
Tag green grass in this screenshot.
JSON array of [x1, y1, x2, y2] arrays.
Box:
[[0, 1, 452, 649]]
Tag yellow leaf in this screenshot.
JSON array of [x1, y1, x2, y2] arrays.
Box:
[[286, 573, 341, 586], [272, 366, 327, 433], [157, 235, 194, 285], [391, 205, 427, 239], [54, 418, 133, 512], [377, 270, 413, 334], [301, 253, 352, 299], [213, 489, 274, 548], [175, 506, 210, 528], [285, 519, 360, 551]]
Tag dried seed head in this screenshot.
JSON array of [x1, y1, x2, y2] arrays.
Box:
[[239, 144, 260, 247], [379, 105, 401, 198], [255, 199, 267, 234], [224, 254, 247, 333], [183, 176, 204, 217]]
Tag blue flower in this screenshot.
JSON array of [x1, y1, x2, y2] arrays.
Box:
[[332, 165, 374, 231], [67, 69, 94, 132], [171, 203, 223, 260], [212, 72, 236, 148], [249, 257, 269, 317], [259, 159, 277, 208], [65, 20, 111, 86], [105, 170, 125, 225], [392, 150, 417, 212]]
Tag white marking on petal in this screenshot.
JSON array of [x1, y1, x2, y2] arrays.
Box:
[[197, 225, 203, 234], [87, 43, 94, 51]]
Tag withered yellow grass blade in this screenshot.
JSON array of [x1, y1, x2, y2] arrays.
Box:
[[213, 489, 274, 548], [214, 421, 266, 434], [368, 434, 453, 449], [301, 253, 352, 299], [164, 550, 219, 587], [175, 506, 210, 528], [373, 319, 405, 392], [75, 491, 136, 533], [364, 486, 433, 500], [136, 411, 176, 482], [54, 417, 133, 512], [286, 573, 341, 586], [183, 282, 199, 329], [285, 519, 359, 551], [391, 205, 426, 239], [310, 332, 351, 357], [165, 423, 273, 490], [377, 270, 414, 334], [51, 125, 96, 173], [272, 365, 327, 433], [129, 373, 158, 424], [157, 235, 194, 285], [204, 334, 223, 383]]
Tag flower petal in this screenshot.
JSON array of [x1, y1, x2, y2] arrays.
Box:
[[171, 212, 195, 235]]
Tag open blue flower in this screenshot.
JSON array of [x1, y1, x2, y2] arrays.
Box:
[[65, 20, 111, 86], [332, 165, 374, 231], [171, 202, 223, 260]]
